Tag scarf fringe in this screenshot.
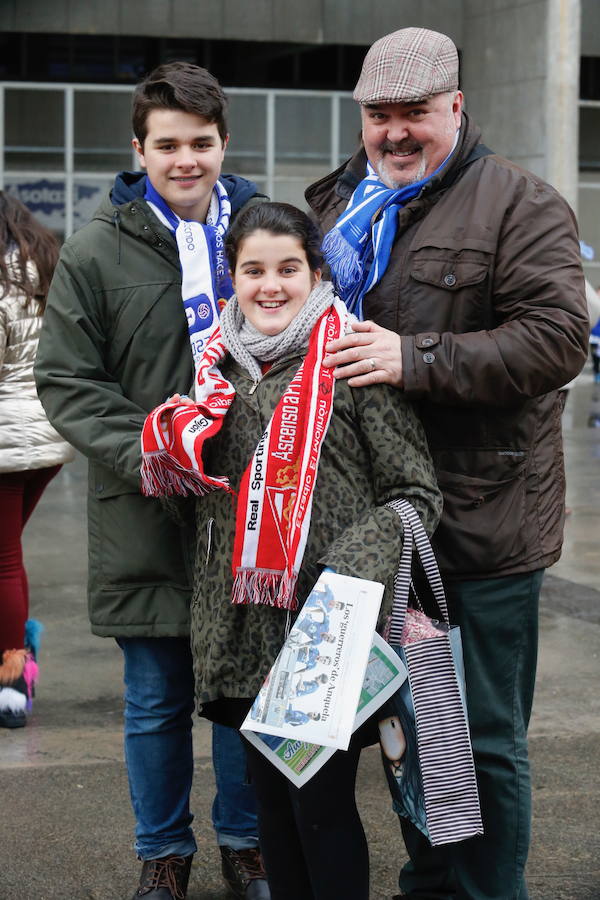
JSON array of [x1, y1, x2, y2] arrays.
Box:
[[232, 568, 298, 611], [321, 228, 362, 292], [141, 451, 228, 498]]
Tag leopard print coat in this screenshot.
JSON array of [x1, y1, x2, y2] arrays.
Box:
[[190, 351, 442, 712]]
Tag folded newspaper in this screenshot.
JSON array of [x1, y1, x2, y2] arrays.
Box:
[[242, 571, 407, 785], [243, 631, 407, 787]]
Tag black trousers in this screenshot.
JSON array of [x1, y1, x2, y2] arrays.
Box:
[[243, 733, 369, 900]]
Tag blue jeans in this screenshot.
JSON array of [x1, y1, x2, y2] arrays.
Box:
[[117, 637, 259, 860]]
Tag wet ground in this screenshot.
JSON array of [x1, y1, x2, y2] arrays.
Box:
[[2, 368, 599, 899]]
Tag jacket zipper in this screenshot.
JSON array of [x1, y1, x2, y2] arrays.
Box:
[[206, 517, 215, 566], [112, 209, 121, 265]]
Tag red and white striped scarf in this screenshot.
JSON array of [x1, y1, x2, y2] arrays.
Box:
[[141, 295, 349, 610]]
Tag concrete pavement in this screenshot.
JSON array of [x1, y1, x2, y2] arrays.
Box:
[[2, 370, 599, 899]]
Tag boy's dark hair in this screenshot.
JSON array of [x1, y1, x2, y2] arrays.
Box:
[[132, 62, 228, 146], [225, 202, 324, 273]]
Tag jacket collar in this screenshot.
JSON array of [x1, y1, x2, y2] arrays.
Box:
[[107, 171, 263, 215]]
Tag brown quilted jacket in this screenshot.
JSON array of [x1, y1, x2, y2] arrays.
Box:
[[306, 112, 589, 580]]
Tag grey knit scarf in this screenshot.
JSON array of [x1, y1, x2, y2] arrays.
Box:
[[220, 279, 338, 382]]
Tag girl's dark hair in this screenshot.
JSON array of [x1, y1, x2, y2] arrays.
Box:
[[132, 62, 228, 146], [0, 192, 60, 312], [225, 202, 323, 273]]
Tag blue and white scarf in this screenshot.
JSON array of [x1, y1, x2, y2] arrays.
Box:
[[323, 134, 459, 318], [145, 178, 234, 371]]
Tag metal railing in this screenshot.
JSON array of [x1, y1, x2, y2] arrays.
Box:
[[0, 81, 354, 236]]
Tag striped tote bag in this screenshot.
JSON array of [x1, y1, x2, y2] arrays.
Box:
[[378, 499, 483, 847]]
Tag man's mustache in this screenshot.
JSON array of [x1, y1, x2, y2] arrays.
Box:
[[380, 140, 422, 154]]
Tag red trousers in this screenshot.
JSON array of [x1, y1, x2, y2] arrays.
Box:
[[0, 466, 61, 650]]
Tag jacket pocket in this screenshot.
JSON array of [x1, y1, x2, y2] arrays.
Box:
[[408, 246, 492, 333], [411, 256, 488, 291], [106, 282, 174, 372], [433, 463, 527, 575], [88, 466, 191, 589]]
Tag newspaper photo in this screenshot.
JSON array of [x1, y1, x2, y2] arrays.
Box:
[[242, 571, 383, 749], [243, 632, 408, 787]]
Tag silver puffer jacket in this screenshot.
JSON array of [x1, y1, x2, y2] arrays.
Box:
[[0, 257, 74, 473]]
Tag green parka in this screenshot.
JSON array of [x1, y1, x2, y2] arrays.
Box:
[[190, 350, 442, 709], [34, 171, 264, 636]]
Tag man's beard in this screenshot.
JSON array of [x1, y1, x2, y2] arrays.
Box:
[[375, 141, 427, 189]]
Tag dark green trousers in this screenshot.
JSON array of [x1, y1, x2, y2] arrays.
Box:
[[398, 570, 544, 900]]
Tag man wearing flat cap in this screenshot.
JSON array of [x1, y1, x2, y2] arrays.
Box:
[[307, 26, 588, 900]]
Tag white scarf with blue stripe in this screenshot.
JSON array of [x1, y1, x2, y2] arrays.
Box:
[[144, 177, 234, 371], [323, 135, 459, 318]]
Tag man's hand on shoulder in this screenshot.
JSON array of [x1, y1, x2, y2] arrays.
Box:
[[323, 320, 404, 388]]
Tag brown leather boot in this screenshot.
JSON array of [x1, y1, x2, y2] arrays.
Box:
[[131, 854, 193, 899], [219, 846, 270, 899]]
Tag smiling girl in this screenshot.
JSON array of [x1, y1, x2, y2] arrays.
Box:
[[141, 202, 441, 899]]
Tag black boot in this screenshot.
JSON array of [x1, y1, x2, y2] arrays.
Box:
[[131, 854, 193, 899], [220, 846, 270, 899]]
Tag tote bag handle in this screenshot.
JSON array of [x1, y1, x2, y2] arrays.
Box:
[[386, 499, 449, 643]]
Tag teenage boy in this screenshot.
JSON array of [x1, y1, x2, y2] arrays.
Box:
[[35, 63, 270, 900]]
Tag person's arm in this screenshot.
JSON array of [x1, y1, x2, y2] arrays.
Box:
[[34, 243, 148, 486], [402, 185, 588, 405], [324, 184, 589, 406], [318, 383, 442, 584]]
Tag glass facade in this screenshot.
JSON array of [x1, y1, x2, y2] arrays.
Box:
[[578, 101, 600, 281], [5, 88, 64, 171], [0, 81, 358, 239], [3, 77, 596, 270]]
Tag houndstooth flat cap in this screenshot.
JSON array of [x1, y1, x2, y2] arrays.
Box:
[[354, 27, 459, 104]]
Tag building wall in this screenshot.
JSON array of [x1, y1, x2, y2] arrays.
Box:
[[461, 0, 549, 177], [2, 0, 596, 252], [0, 0, 463, 46], [461, 0, 580, 209]]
